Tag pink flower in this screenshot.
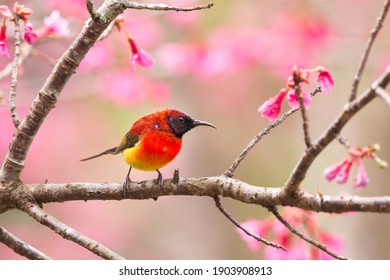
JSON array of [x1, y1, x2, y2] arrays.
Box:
[[23, 22, 37, 45], [354, 158, 369, 189], [128, 38, 154, 72], [39, 10, 70, 38], [258, 89, 287, 121], [323, 159, 350, 182], [286, 87, 312, 109], [237, 207, 344, 259], [0, 5, 13, 19], [315, 66, 335, 94], [335, 159, 353, 184], [0, 23, 9, 58]]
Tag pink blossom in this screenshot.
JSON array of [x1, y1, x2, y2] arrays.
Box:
[[315, 66, 335, 94], [354, 158, 369, 189], [237, 207, 344, 259], [335, 159, 353, 184], [258, 89, 287, 121], [286, 88, 312, 109], [38, 10, 70, 38], [0, 5, 13, 19], [128, 38, 154, 72], [0, 24, 9, 58], [323, 159, 349, 181], [23, 22, 37, 45]]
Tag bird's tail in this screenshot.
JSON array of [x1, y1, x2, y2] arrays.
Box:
[[80, 147, 118, 161]]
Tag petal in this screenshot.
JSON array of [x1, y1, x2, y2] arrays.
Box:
[[316, 66, 335, 94]]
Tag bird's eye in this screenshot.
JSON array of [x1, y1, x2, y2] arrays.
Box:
[[178, 117, 185, 123]]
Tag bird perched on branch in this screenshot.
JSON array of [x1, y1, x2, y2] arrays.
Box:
[[81, 109, 216, 189]]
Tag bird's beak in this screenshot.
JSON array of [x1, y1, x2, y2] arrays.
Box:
[[193, 119, 217, 129]]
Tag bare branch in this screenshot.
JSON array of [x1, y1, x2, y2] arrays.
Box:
[[283, 67, 390, 196], [213, 196, 286, 251], [124, 2, 214, 12], [0, 44, 32, 81], [268, 206, 348, 260], [24, 178, 390, 214], [349, 0, 390, 101], [0, 226, 51, 260], [86, 0, 100, 21], [224, 87, 321, 178], [9, 16, 23, 128], [17, 202, 125, 259], [293, 73, 312, 148]]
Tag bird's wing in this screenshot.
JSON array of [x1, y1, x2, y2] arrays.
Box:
[[115, 131, 140, 153]]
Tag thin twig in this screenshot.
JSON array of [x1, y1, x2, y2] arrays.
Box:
[[375, 86, 390, 107], [86, 0, 100, 21], [125, 2, 214, 12], [213, 196, 287, 251], [224, 87, 321, 177], [0, 44, 32, 81], [349, 0, 390, 102], [268, 206, 348, 260], [19, 202, 125, 260], [293, 72, 312, 148], [9, 16, 23, 128], [337, 135, 351, 148], [0, 226, 51, 260]]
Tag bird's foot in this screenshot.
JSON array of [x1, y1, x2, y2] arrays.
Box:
[[122, 177, 132, 197], [155, 169, 163, 189]]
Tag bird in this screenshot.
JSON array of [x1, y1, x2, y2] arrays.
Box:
[[81, 109, 216, 189]]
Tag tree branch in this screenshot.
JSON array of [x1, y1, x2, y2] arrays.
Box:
[[295, 80, 312, 148], [282, 67, 390, 196], [224, 87, 321, 178], [213, 196, 286, 251], [17, 202, 125, 260], [349, 0, 390, 102], [124, 1, 214, 12], [0, 226, 51, 260], [9, 16, 22, 128], [86, 0, 100, 21], [22, 178, 390, 214], [268, 206, 348, 260]]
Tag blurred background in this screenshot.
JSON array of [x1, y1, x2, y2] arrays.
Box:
[[1, 0, 390, 259]]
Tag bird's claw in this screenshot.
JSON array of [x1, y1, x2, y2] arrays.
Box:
[[123, 177, 132, 197], [156, 171, 163, 189]]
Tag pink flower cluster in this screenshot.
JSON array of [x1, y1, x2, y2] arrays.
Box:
[[114, 16, 154, 72], [258, 66, 334, 121], [0, 4, 69, 58], [237, 207, 344, 260], [324, 144, 388, 190], [0, 2, 37, 58]]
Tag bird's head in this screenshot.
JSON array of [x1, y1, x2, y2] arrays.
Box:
[[166, 109, 216, 138]]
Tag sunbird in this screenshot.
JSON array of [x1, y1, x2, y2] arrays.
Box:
[[81, 109, 216, 187]]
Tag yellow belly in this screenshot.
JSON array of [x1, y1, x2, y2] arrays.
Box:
[[122, 133, 182, 171]]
